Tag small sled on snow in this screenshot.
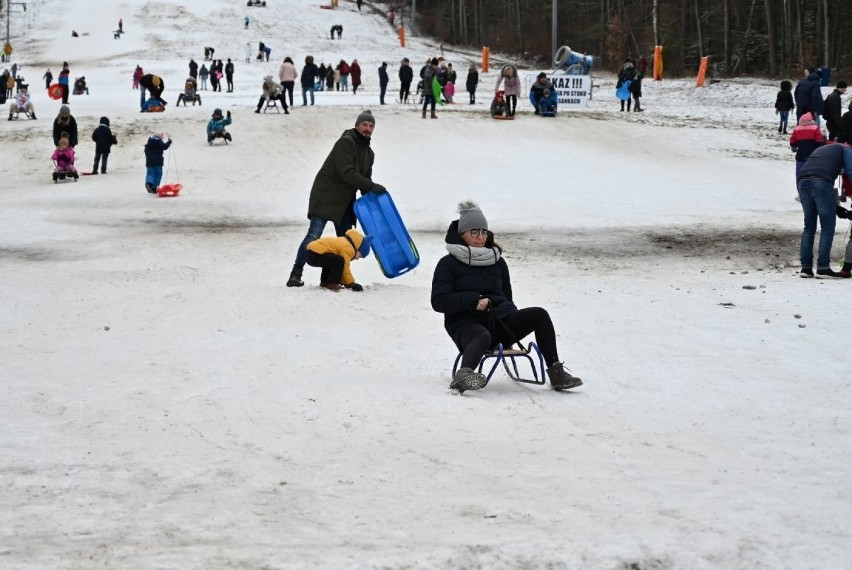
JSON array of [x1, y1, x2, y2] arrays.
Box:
[[157, 183, 182, 197], [353, 191, 419, 278], [451, 342, 547, 388]]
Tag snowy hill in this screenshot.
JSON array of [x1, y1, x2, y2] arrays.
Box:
[[1, 0, 850, 568]]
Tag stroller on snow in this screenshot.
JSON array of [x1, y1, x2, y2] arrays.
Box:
[[206, 108, 233, 145], [177, 77, 201, 106], [51, 136, 79, 182]]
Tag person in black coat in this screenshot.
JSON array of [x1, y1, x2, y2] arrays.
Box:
[[378, 62, 389, 105], [838, 101, 852, 145], [775, 79, 795, 134], [225, 59, 234, 92], [53, 105, 78, 147], [430, 201, 584, 393], [139, 74, 166, 109], [794, 67, 824, 125], [91, 116, 117, 174], [188, 59, 198, 79], [398, 58, 413, 103], [822, 81, 847, 140], [465, 64, 479, 104]]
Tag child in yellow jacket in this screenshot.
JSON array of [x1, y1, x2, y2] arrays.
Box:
[[306, 228, 373, 291]]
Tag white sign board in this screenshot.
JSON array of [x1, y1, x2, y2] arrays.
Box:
[[530, 72, 591, 109]]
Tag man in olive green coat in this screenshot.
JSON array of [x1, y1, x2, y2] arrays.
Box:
[[287, 110, 387, 287]]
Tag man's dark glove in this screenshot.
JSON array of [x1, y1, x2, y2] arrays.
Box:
[[226, 110, 231, 118], [346, 283, 364, 292], [837, 205, 850, 219], [370, 184, 387, 194]]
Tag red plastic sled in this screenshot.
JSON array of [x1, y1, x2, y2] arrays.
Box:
[[157, 183, 182, 197], [48, 84, 63, 100]]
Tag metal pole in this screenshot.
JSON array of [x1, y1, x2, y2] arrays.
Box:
[[551, 0, 556, 63], [411, 0, 416, 36]]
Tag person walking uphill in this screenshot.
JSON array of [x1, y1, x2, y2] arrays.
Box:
[[286, 111, 387, 287], [430, 201, 584, 393]]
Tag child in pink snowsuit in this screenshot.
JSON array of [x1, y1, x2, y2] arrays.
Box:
[[51, 137, 78, 178]]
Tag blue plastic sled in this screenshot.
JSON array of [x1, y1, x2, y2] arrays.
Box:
[[616, 80, 632, 101], [354, 191, 419, 278]]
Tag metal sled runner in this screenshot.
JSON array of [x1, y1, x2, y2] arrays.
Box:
[[451, 342, 546, 385]]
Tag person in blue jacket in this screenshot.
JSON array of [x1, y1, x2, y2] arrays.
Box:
[[431, 201, 583, 393], [143, 132, 172, 193], [206, 108, 232, 144], [529, 72, 557, 115]]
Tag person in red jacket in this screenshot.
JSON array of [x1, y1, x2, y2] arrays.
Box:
[[350, 59, 362, 94]]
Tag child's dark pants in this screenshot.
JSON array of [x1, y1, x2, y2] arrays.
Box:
[[306, 251, 344, 284]]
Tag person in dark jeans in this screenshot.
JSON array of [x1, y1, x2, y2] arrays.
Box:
[[286, 111, 386, 287], [796, 143, 852, 278]]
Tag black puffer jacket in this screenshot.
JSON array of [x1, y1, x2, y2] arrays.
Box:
[[91, 117, 117, 153], [431, 220, 517, 345]]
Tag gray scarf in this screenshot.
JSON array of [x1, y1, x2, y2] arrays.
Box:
[[446, 244, 502, 266]]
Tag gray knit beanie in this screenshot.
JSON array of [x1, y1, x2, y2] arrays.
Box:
[[355, 109, 375, 126], [457, 200, 488, 234], [59, 105, 71, 117]]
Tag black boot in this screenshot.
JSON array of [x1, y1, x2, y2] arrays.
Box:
[[547, 362, 583, 391], [286, 266, 304, 287]]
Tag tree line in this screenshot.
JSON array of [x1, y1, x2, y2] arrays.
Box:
[[389, 0, 852, 80]]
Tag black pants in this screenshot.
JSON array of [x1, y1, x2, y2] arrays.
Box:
[[257, 94, 288, 111], [306, 251, 344, 284], [226, 75, 233, 92], [399, 81, 411, 102], [469, 91, 475, 104], [281, 81, 295, 106], [61, 84, 69, 104], [454, 307, 559, 370], [93, 151, 109, 173], [506, 94, 517, 115]]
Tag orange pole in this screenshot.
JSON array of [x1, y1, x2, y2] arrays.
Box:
[[696, 56, 708, 87], [399, 26, 405, 47], [653, 45, 664, 81], [482, 47, 489, 73]]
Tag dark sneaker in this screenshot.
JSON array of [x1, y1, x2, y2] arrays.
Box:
[[800, 268, 814, 278], [320, 282, 342, 292], [286, 268, 304, 287], [450, 367, 488, 394], [145, 183, 157, 194], [547, 362, 583, 391], [817, 268, 844, 278]]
